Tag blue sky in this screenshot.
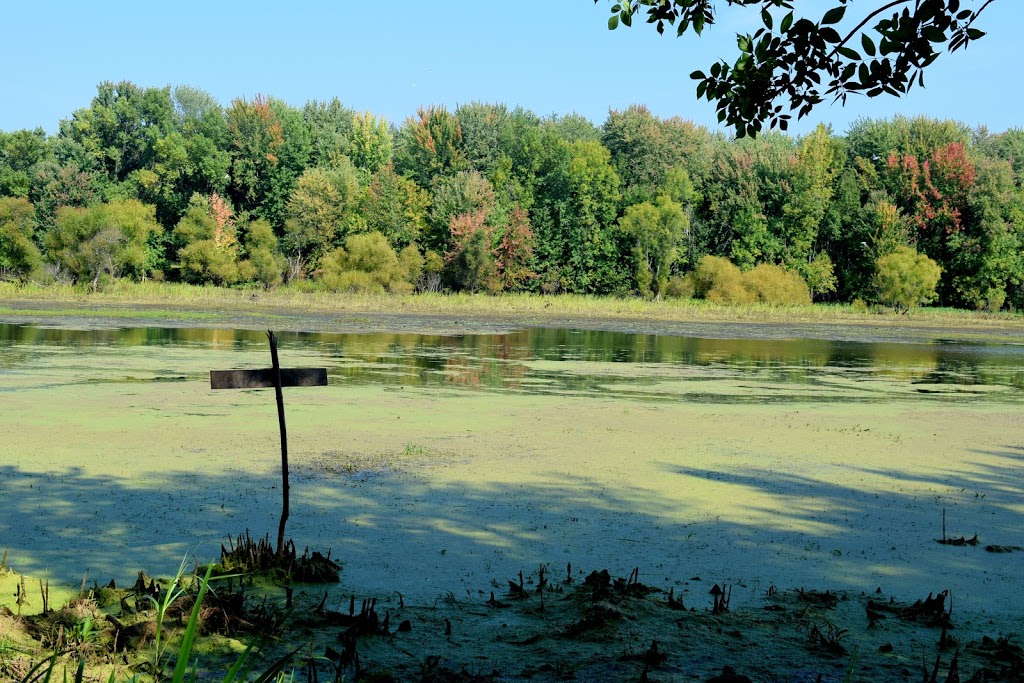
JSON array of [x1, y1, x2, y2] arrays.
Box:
[[1, 1, 1018, 136]]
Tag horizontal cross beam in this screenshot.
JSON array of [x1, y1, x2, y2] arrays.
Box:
[[210, 367, 328, 390]]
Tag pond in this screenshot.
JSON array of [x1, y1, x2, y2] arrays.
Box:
[[1, 321, 1023, 618], [3, 323, 1023, 404]]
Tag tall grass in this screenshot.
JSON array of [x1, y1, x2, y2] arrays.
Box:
[[16, 562, 298, 683], [2, 279, 1022, 332]]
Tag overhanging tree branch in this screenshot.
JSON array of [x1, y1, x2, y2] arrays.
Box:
[[827, 0, 912, 59], [597, 0, 997, 137]]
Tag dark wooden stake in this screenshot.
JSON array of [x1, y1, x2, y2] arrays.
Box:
[[268, 331, 289, 558], [210, 330, 327, 561]]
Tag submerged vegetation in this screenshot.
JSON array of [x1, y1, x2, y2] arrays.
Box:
[[1, 85, 1023, 313]]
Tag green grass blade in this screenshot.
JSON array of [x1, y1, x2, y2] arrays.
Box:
[[251, 643, 304, 683], [20, 653, 56, 683], [844, 645, 859, 682], [219, 641, 257, 683], [170, 565, 214, 683]]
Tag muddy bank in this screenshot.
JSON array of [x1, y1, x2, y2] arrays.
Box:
[[2, 298, 1024, 344]]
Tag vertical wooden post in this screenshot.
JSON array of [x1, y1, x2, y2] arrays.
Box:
[[268, 330, 290, 558], [211, 334, 325, 563]]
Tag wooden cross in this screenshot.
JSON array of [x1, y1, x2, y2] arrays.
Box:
[[210, 330, 327, 558]]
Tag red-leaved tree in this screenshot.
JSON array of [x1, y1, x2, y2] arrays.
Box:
[[496, 206, 536, 291]]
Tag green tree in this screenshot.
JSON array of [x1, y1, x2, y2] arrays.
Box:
[[427, 170, 496, 254], [487, 107, 547, 214], [303, 98, 357, 168], [602, 105, 707, 206], [455, 102, 510, 177], [29, 161, 105, 230], [145, 86, 231, 226], [360, 162, 430, 250], [0, 128, 50, 198], [874, 246, 942, 311], [394, 106, 467, 188], [549, 113, 601, 143], [173, 193, 243, 285], [599, 1, 995, 137], [58, 81, 175, 185], [47, 199, 163, 289], [532, 139, 624, 293], [282, 162, 364, 274], [0, 197, 42, 280], [977, 127, 1024, 187], [686, 133, 795, 270], [957, 157, 1024, 310], [803, 251, 838, 300], [227, 96, 311, 227], [845, 115, 972, 171], [444, 211, 499, 293], [617, 195, 689, 298], [782, 124, 841, 287], [349, 111, 393, 173], [737, 132, 798, 267]]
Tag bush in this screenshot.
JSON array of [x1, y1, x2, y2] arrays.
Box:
[[0, 197, 41, 280], [398, 244, 424, 285], [445, 226, 499, 293], [689, 256, 751, 303], [663, 275, 694, 299], [684, 255, 811, 305], [178, 240, 241, 285], [242, 219, 286, 288], [48, 199, 163, 288], [174, 194, 243, 286], [742, 263, 811, 305], [978, 287, 1006, 313], [320, 268, 383, 294], [873, 246, 942, 312], [319, 231, 420, 293]]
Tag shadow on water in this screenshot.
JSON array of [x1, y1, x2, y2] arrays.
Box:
[[1, 446, 1022, 615], [1, 322, 1023, 614], [657, 444, 1024, 606]]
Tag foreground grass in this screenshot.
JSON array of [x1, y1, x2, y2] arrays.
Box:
[[1, 280, 1022, 335]]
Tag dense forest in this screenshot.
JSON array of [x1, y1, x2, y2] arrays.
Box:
[[1, 80, 1022, 310]]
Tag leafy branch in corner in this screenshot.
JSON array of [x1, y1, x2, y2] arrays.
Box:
[[598, 0, 995, 137]]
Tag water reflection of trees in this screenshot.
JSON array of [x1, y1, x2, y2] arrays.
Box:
[[2, 323, 1021, 396], [0, 324, 270, 350]]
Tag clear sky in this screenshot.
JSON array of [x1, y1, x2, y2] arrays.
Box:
[[1, 1, 1018, 136]]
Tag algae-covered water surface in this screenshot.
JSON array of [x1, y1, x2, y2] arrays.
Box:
[[3, 323, 1023, 402], [1, 322, 1023, 619]]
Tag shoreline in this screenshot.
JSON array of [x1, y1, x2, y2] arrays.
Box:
[[3, 292, 1024, 344]]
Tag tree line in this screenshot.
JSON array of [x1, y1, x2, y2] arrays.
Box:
[[1, 80, 1022, 310]]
